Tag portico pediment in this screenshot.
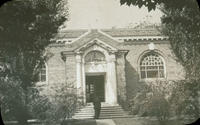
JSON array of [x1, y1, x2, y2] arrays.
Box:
[[74, 38, 118, 53], [68, 29, 121, 52]]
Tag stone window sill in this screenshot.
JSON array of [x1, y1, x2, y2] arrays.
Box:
[[139, 78, 167, 82], [36, 81, 48, 87]]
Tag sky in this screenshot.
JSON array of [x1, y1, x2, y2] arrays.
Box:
[[63, 0, 163, 29]]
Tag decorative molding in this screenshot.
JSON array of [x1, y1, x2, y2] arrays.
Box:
[[148, 42, 155, 50], [75, 38, 118, 53], [44, 52, 54, 61], [117, 50, 129, 57], [61, 51, 74, 61], [124, 40, 170, 45], [115, 36, 169, 42]]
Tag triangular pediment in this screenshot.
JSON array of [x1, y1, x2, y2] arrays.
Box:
[[74, 38, 118, 53], [71, 29, 121, 52]]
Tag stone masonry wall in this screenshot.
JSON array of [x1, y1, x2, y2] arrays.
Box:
[[124, 41, 185, 100], [39, 39, 185, 106], [39, 46, 77, 96], [116, 52, 127, 108], [65, 54, 77, 88]]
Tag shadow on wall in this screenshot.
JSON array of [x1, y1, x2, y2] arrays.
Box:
[[125, 60, 147, 103]]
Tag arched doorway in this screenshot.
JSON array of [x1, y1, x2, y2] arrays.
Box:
[[84, 51, 106, 103]]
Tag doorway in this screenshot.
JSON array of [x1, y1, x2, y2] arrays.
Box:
[[86, 74, 105, 103]]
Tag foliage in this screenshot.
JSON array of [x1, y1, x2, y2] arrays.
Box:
[[0, 0, 67, 84], [120, 0, 199, 11], [0, 0, 67, 124], [0, 77, 28, 122], [129, 81, 174, 122], [120, 0, 200, 80], [129, 80, 200, 121], [0, 76, 52, 123], [44, 82, 81, 124], [121, 0, 200, 119], [170, 80, 200, 119], [27, 88, 52, 120]]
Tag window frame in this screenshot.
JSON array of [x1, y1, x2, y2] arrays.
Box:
[[139, 52, 166, 81], [37, 62, 48, 84]]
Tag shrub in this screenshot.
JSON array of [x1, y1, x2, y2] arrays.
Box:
[[129, 80, 172, 123], [43, 82, 81, 124], [0, 77, 29, 122], [169, 80, 200, 120]]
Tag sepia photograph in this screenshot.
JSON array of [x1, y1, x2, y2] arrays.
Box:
[[0, 0, 200, 125]]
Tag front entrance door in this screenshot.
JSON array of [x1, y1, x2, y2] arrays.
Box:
[[86, 75, 105, 103]]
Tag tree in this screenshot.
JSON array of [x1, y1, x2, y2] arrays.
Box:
[[121, 0, 200, 119], [0, 0, 67, 124]]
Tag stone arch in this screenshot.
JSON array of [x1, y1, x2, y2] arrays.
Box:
[[84, 50, 106, 63]]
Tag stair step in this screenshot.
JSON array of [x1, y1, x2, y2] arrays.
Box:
[[72, 104, 132, 119]]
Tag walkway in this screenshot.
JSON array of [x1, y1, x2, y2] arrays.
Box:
[[69, 119, 116, 125], [96, 119, 116, 125]]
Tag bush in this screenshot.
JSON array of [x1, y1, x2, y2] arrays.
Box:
[[27, 88, 52, 120], [129, 79, 200, 123], [42, 82, 81, 124], [0, 77, 29, 122], [129, 80, 172, 123], [170, 80, 200, 120]]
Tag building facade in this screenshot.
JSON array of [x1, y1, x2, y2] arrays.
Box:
[[38, 28, 185, 106]]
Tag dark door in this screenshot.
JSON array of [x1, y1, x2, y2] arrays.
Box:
[[86, 75, 105, 102]]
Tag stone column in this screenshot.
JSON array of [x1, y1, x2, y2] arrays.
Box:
[[106, 53, 118, 105], [76, 54, 82, 96], [82, 62, 86, 104]]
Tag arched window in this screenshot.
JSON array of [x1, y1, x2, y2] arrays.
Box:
[[38, 63, 46, 82], [85, 51, 105, 63], [140, 52, 165, 79]]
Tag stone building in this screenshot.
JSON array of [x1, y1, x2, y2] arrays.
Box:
[[38, 27, 185, 106]]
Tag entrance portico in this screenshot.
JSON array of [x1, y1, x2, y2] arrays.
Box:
[[75, 39, 118, 105]]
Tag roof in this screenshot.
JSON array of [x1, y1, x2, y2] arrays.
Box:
[[66, 29, 122, 51], [102, 28, 162, 37], [54, 29, 88, 39], [54, 27, 164, 39]]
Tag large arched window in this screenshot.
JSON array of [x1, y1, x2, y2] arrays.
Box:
[[38, 63, 47, 82], [85, 51, 105, 63], [140, 52, 165, 79]]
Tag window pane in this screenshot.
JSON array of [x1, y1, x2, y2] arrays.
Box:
[[159, 70, 165, 78], [147, 71, 158, 78], [41, 70, 46, 74], [140, 66, 145, 71], [141, 71, 146, 79], [41, 75, 46, 82], [147, 66, 158, 70], [38, 63, 46, 82], [159, 66, 164, 69]]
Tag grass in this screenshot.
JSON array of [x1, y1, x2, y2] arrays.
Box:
[[113, 118, 183, 125]]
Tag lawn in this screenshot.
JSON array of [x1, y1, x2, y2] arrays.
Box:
[[113, 118, 184, 125]]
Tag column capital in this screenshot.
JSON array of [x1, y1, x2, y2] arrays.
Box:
[[76, 54, 82, 63], [107, 54, 116, 62], [61, 51, 74, 61]]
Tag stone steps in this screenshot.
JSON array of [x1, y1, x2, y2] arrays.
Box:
[[72, 103, 132, 119]]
